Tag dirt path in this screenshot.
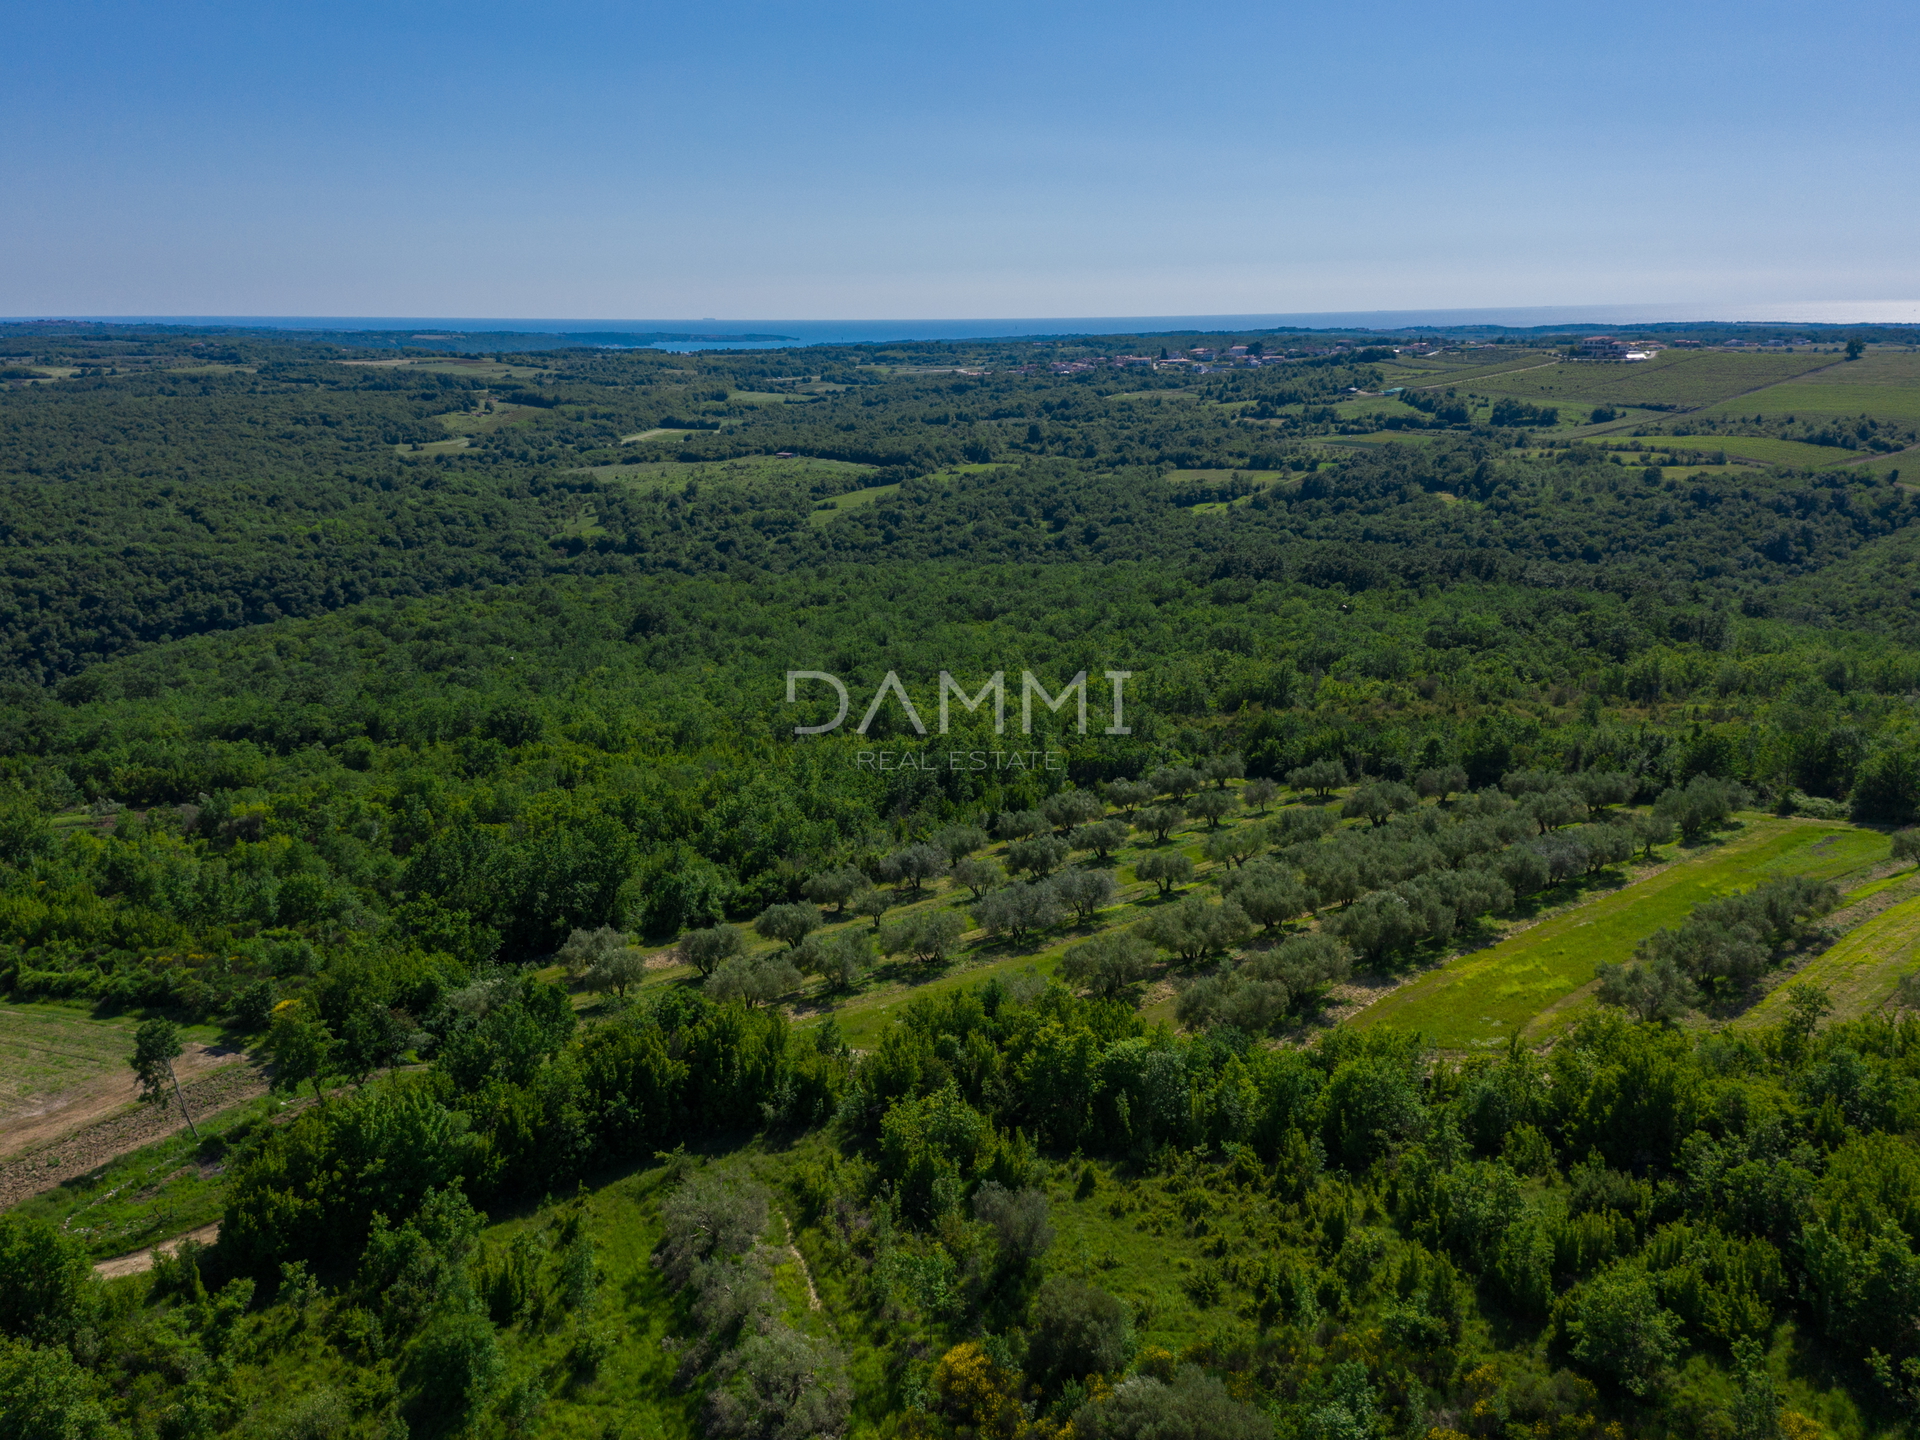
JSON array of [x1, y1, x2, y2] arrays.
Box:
[[778, 1214, 821, 1311], [1, 1040, 248, 1160], [96, 1221, 219, 1282], [94, 1222, 221, 1279], [0, 1061, 268, 1209]]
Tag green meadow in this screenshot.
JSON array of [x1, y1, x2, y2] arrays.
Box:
[[1350, 819, 1889, 1050]]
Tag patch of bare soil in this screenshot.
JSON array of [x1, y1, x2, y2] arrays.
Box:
[[1, 1042, 248, 1160], [0, 1061, 268, 1209]]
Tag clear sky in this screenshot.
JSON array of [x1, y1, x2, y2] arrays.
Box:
[[6, 1, 1917, 320]]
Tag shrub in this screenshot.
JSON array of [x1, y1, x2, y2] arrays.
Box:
[[1074, 1366, 1274, 1440], [704, 1324, 851, 1440], [973, 1182, 1053, 1264], [1027, 1277, 1133, 1389], [405, 1311, 504, 1427], [0, 1213, 95, 1345], [657, 1170, 769, 1288], [1562, 1265, 1682, 1396]]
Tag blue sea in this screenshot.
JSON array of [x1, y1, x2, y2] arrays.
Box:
[[19, 300, 1920, 350]]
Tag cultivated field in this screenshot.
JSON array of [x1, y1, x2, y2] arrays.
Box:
[[1697, 350, 1920, 421], [1473, 351, 1835, 408]]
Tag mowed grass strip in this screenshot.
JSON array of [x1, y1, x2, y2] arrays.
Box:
[[1739, 885, 1920, 1028], [1351, 820, 1880, 1050]]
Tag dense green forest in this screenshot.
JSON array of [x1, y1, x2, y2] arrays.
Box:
[[4, 321, 1920, 1440]]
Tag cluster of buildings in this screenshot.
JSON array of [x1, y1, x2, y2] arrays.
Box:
[[1572, 336, 1660, 362]]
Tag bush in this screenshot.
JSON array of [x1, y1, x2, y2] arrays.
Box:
[[1562, 1265, 1682, 1396], [1074, 1366, 1274, 1440], [973, 1182, 1053, 1264], [405, 1311, 504, 1427], [704, 1324, 851, 1440], [0, 1213, 95, 1345], [657, 1170, 769, 1288], [1027, 1276, 1133, 1388], [0, 1338, 117, 1440]]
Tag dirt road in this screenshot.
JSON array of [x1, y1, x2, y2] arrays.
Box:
[[94, 1222, 222, 1278], [0, 1060, 269, 1209]]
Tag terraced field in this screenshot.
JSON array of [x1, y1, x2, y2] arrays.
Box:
[[1740, 881, 1920, 1027]]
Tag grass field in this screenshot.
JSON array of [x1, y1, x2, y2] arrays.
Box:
[[1623, 435, 1862, 469], [808, 483, 902, 524], [570, 454, 876, 492], [1739, 883, 1920, 1028], [1350, 819, 1888, 1050], [1378, 351, 1562, 385]]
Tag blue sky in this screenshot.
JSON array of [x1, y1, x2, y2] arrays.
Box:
[[5, 1, 1917, 319]]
